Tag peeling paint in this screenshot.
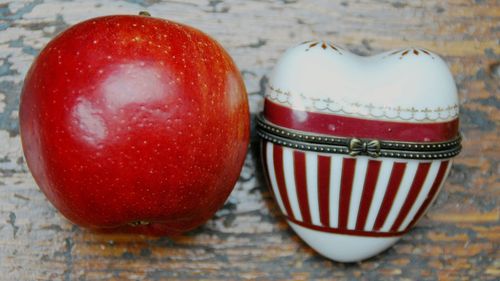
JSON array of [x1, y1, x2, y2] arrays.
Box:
[[0, 1, 498, 280]]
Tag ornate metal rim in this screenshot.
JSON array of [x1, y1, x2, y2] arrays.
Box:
[[256, 114, 462, 160]]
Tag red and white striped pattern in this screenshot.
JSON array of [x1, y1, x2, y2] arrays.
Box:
[[261, 141, 451, 237]]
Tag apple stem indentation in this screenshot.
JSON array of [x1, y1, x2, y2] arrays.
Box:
[[139, 11, 151, 17], [128, 220, 151, 227]]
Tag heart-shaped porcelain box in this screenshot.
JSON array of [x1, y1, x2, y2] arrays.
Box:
[[257, 41, 461, 262]]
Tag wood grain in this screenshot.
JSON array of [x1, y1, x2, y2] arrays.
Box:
[[0, 0, 498, 280]]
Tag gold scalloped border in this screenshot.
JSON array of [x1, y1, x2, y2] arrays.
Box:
[[266, 85, 459, 122]]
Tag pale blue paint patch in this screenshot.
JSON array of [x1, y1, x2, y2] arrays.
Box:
[[8, 37, 40, 56], [0, 0, 43, 21], [0, 81, 22, 136]]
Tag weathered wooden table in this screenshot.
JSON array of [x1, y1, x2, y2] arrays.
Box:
[[0, 1, 498, 280]]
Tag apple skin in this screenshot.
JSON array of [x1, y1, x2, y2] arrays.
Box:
[[19, 15, 249, 235]]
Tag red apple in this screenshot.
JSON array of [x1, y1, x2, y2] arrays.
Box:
[[19, 14, 249, 235]]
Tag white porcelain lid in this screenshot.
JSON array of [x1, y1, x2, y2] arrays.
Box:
[[266, 41, 459, 123]]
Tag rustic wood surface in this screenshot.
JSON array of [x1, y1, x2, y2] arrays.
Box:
[[0, 0, 499, 280]]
